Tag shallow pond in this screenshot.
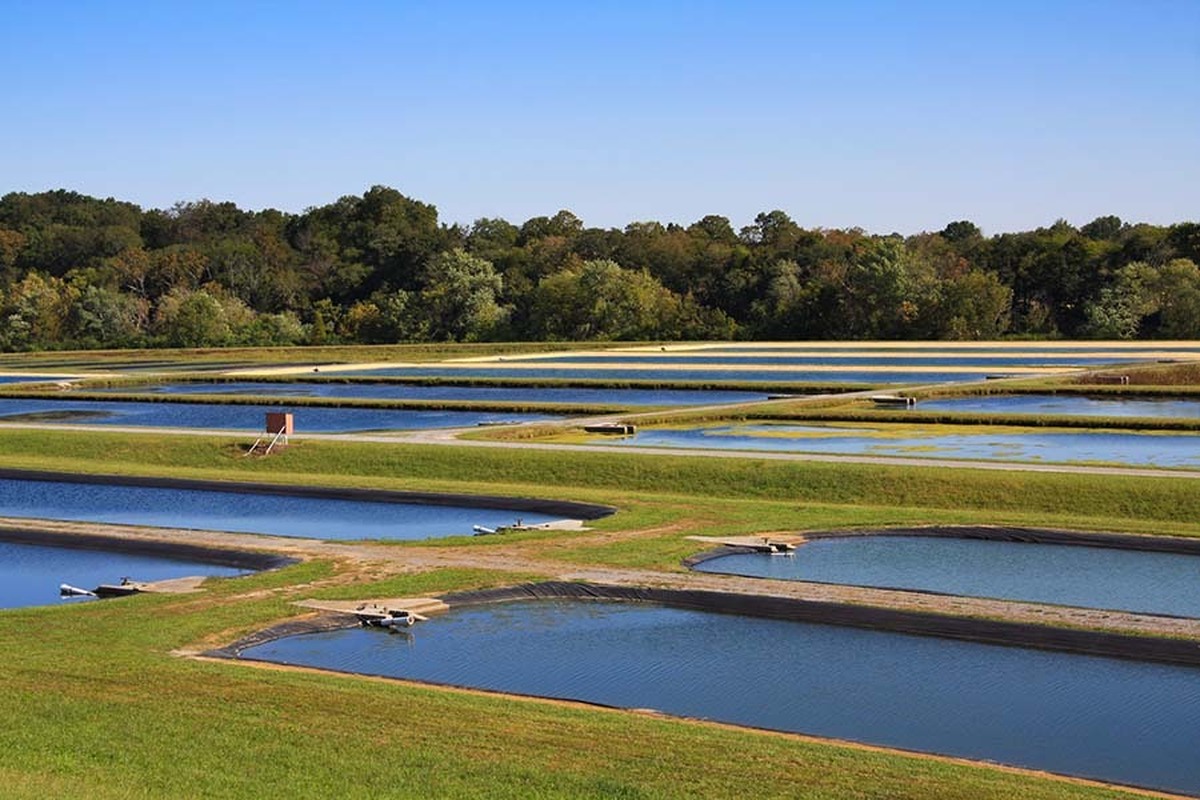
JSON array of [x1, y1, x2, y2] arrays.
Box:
[[335, 366, 1021, 384], [695, 536, 1200, 617], [0, 375, 58, 384], [528, 353, 1147, 367], [604, 423, 1200, 468], [0, 479, 563, 540], [0, 398, 561, 432], [99, 381, 771, 407], [918, 394, 1200, 419], [0, 540, 244, 609], [241, 599, 1200, 795]]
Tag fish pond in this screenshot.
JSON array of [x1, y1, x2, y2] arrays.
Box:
[[694, 535, 1200, 617], [0, 398, 562, 432], [333, 366, 1035, 385], [0, 540, 245, 609], [0, 478, 565, 541], [97, 381, 772, 406], [241, 598, 1200, 796], [600, 423, 1200, 468], [917, 393, 1200, 419]]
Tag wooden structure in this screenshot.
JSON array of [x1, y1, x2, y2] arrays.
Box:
[[245, 413, 293, 457]]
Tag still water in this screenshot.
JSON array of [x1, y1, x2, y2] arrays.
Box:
[[918, 394, 1200, 419], [604, 424, 1200, 468], [103, 381, 772, 407], [0, 375, 57, 384], [0, 398, 560, 432], [695, 536, 1200, 617], [336, 366, 1021, 384], [242, 599, 1200, 795], [528, 353, 1144, 367], [0, 540, 244, 609], [0, 479, 562, 540]]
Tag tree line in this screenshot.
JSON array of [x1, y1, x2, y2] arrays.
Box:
[[0, 186, 1197, 351]]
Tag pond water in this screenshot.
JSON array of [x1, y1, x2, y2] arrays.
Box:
[[603, 424, 1200, 468], [0, 398, 561, 432], [694, 536, 1200, 617], [0, 375, 58, 384], [335, 366, 1020, 385], [0, 540, 244, 609], [918, 394, 1200, 419], [0, 479, 563, 541], [241, 599, 1200, 795], [527, 353, 1147, 367], [697, 344, 1200, 356], [98, 381, 771, 407]]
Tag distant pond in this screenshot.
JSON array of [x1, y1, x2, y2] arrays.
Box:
[[0, 540, 244, 609], [102, 381, 772, 407], [694, 535, 1200, 617], [241, 599, 1200, 796], [0, 478, 565, 541], [600, 423, 1200, 468], [0, 398, 562, 432], [918, 394, 1200, 419]]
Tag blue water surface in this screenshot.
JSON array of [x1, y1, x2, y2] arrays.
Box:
[[334, 367, 1012, 384], [0, 479, 562, 540], [605, 424, 1200, 468], [100, 381, 771, 407], [242, 599, 1200, 796], [695, 536, 1200, 617], [919, 394, 1200, 419], [0, 398, 560, 432], [0, 540, 244, 609]]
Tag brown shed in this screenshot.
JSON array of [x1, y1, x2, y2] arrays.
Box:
[[265, 412, 294, 435]]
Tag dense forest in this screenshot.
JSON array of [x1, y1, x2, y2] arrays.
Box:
[[0, 187, 1197, 351]]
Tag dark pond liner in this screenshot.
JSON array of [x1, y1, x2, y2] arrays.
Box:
[[0, 468, 616, 521], [0, 525, 296, 571]]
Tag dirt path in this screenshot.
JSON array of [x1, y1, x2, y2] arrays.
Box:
[[10, 517, 1200, 644]]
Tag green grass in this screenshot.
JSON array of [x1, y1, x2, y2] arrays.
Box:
[[0, 566, 1158, 800], [2, 428, 1199, 527], [0, 414, 1197, 796]]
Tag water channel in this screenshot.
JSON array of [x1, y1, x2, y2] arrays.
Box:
[[0, 398, 562, 432], [917, 393, 1200, 419], [240, 598, 1200, 796], [335, 366, 1032, 384], [694, 535, 1200, 617], [0, 540, 245, 609], [602, 423, 1200, 468], [0, 478, 565, 540], [98, 381, 772, 406]]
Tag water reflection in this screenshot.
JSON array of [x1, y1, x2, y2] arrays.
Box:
[[242, 599, 1200, 795], [0, 479, 563, 540], [0, 398, 560, 432], [0, 540, 244, 609], [603, 424, 1200, 468], [919, 394, 1200, 419], [695, 536, 1200, 617]]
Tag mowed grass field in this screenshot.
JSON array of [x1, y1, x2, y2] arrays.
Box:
[[3, 343, 1200, 799]]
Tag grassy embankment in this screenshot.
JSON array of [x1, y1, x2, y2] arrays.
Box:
[[2, 428, 1195, 798]]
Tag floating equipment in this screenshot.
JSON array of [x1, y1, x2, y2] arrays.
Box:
[[356, 608, 428, 629], [869, 395, 915, 407], [59, 583, 97, 598], [473, 525, 498, 535], [583, 423, 637, 435]]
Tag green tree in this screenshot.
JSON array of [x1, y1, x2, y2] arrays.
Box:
[[418, 249, 507, 341]]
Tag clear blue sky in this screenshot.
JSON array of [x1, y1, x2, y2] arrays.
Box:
[[2, 1, 1196, 235]]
